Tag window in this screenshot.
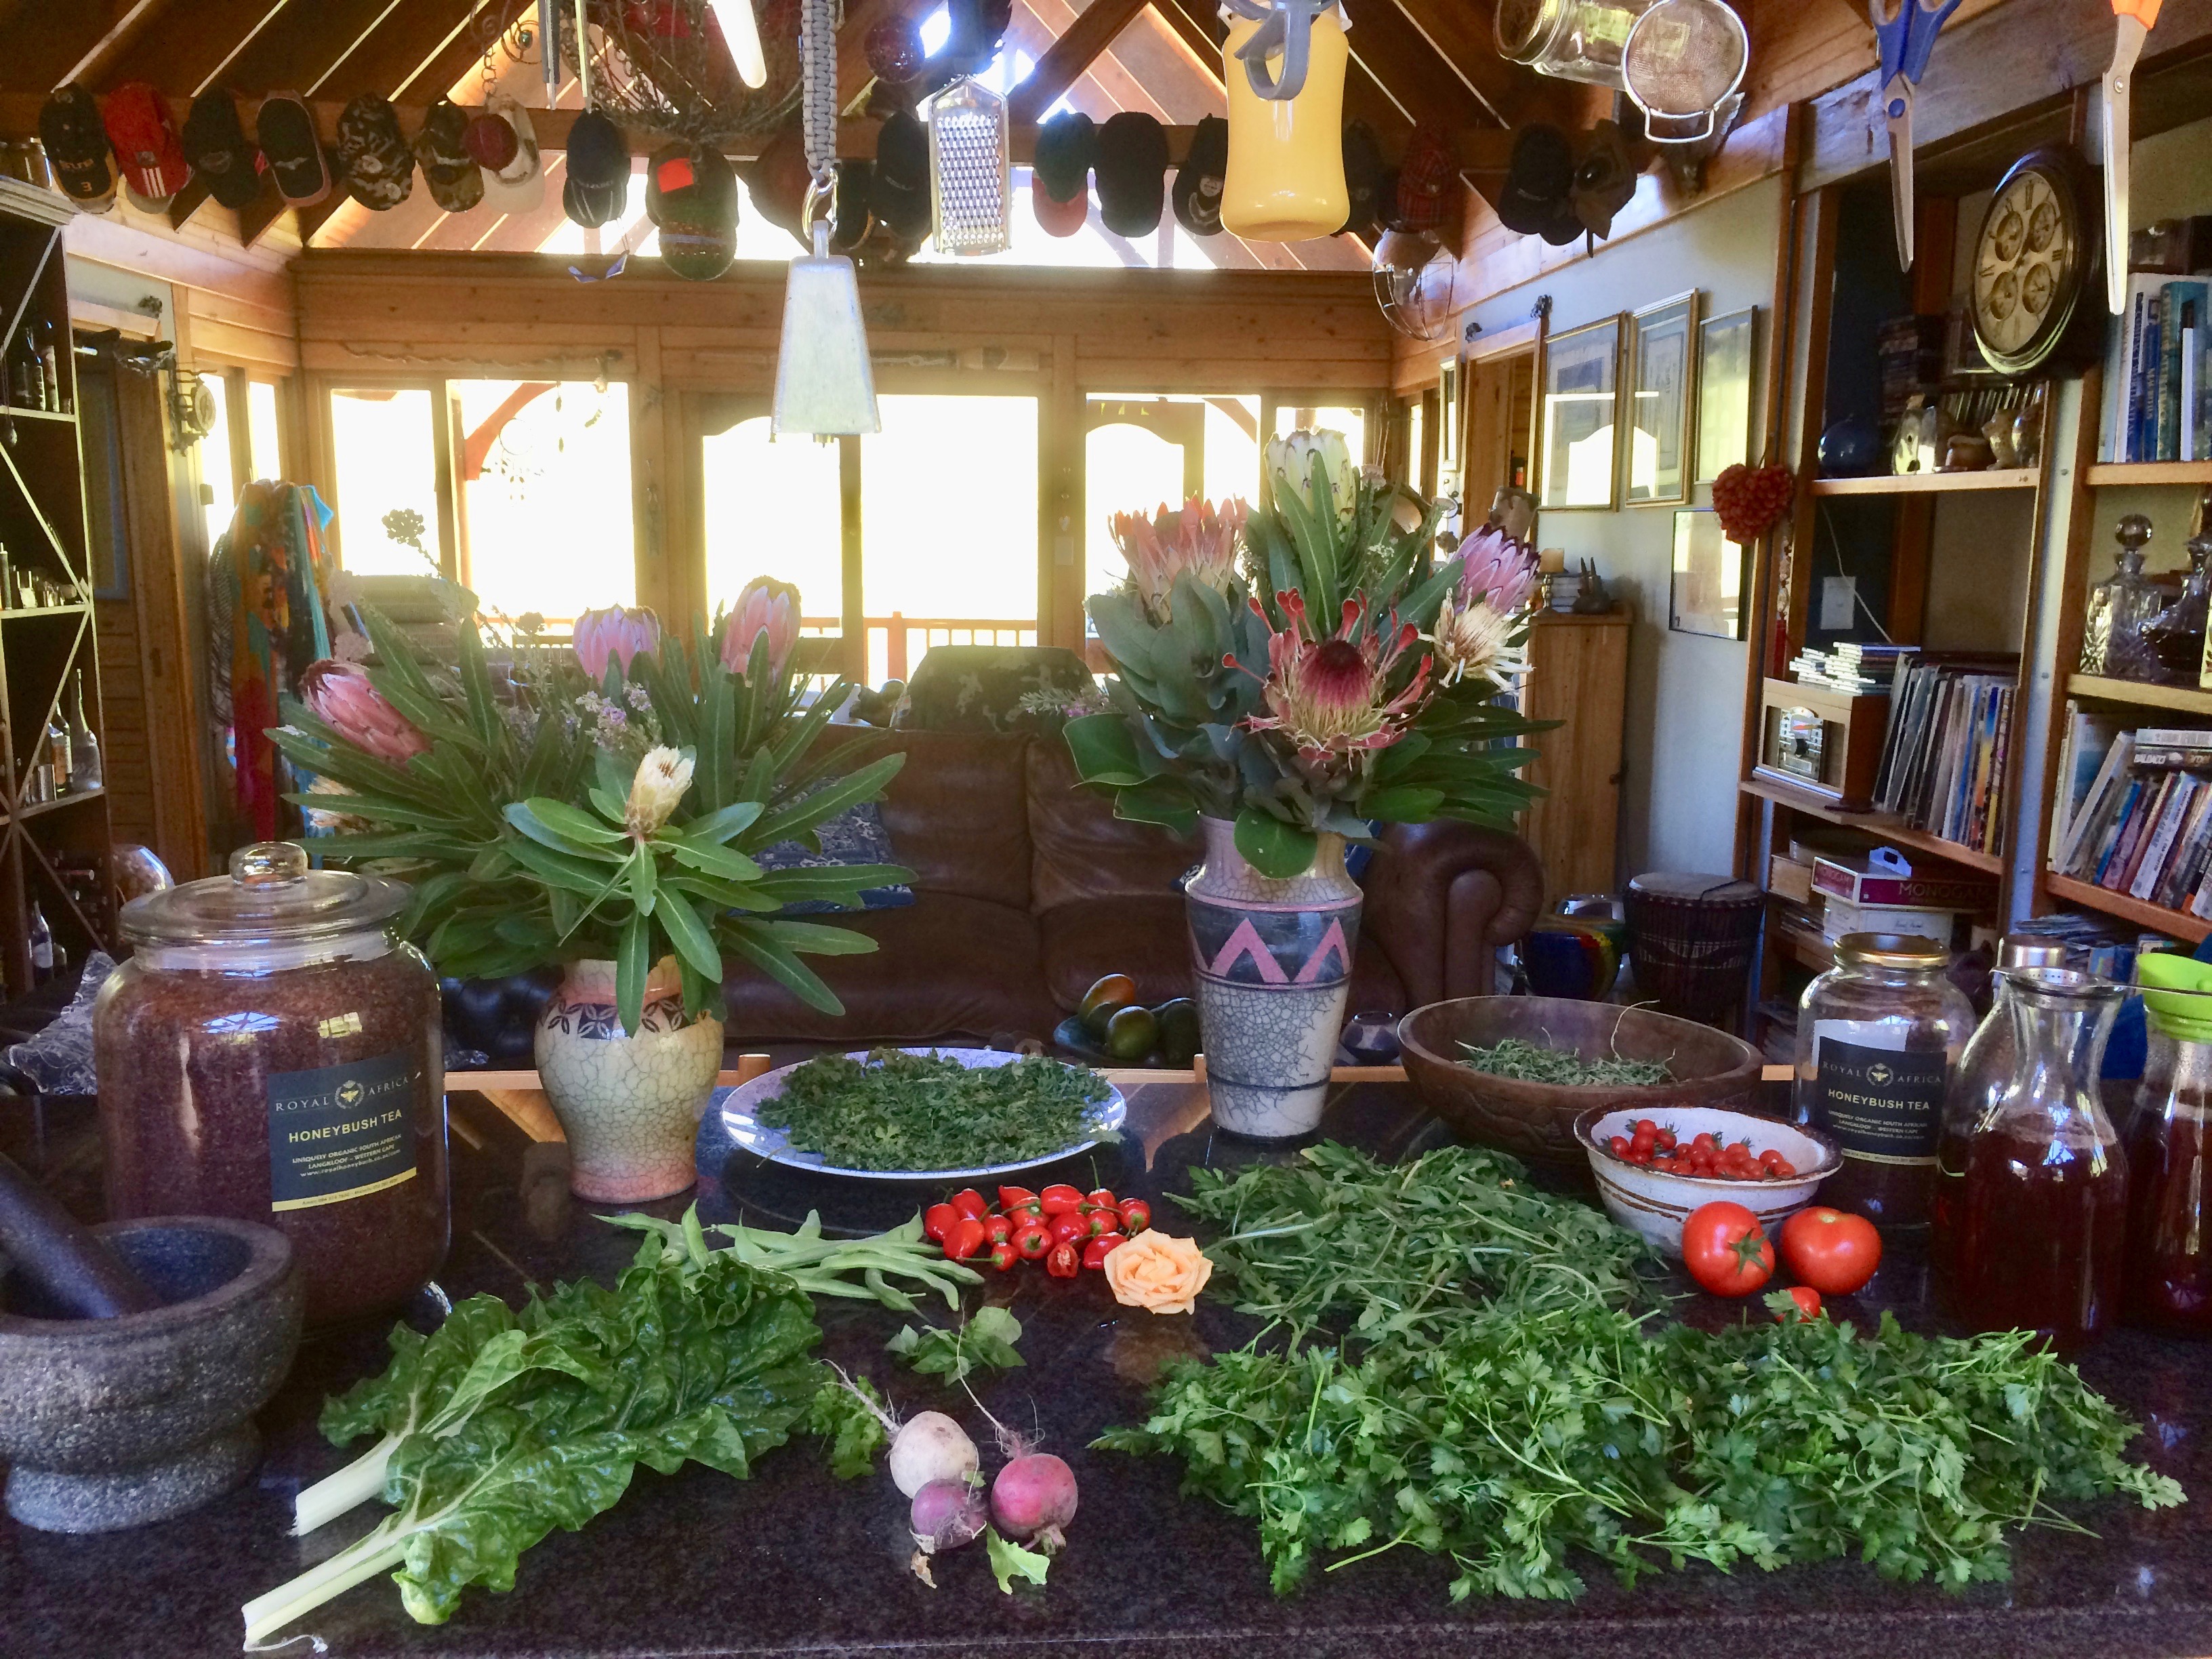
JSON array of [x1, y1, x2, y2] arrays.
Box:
[[246, 379, 283, 481], [328, 386, 443, 576], [197, 371, 234, 552], [1083, 394, 1261, 613], [1271, 400, 1368, 462], [703, 415, 844, 636], [453, 378, 632, 626]]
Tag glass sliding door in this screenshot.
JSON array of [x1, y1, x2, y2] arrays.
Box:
[[1082, 393, 1260, 628]]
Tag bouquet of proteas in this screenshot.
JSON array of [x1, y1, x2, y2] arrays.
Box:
[[270, 579, 909, 1035], [1066, 430, 1542, 878]]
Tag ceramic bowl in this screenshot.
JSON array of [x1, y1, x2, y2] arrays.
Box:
[[1572, 1104, 1840, 1255]]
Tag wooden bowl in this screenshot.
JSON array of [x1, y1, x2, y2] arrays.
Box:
[[1395, 997, 1765, 1167]]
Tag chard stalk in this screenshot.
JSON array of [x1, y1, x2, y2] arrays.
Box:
[[291, 1431, 400, 1537]]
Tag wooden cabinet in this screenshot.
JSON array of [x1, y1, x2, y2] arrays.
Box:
[[1519, 609, 1629, 901]]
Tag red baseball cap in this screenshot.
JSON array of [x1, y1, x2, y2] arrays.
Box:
[[1031, 169, 1088, 238], [102, 82, 190, 209]]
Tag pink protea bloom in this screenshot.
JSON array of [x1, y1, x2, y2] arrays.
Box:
[[1110, 495, 1249, 619], [1235, 590, 1431, 762], [573, 605, 662, 680], [299, 660, 430, 763], [1455, 525, 1539, 616], [720, 577, 802, 682]]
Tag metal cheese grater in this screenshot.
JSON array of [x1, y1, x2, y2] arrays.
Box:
[[928, 75, 1010, 255]]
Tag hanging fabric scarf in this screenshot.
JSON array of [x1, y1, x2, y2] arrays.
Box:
[[212, 481, 335, 838]]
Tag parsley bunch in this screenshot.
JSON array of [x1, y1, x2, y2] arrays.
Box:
[[760, 1049, 1114, 1172], [1099, 1142, 2184, 1601]]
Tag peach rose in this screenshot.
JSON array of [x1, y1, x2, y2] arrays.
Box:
[[1103, 1232, 1214, 1315]]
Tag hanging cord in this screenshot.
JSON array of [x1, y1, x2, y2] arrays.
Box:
[[800, 0, 840, 230]]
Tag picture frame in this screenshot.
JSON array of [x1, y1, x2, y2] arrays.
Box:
[[1669, 507, 1745, 638], [1538, 314, 1622, 511], [1625, 290, 1698, 506], [1436, 357, 1461, 493], [1695, 306, 1757, 486]]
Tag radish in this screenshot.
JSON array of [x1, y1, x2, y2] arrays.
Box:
[[888, 1410, 979, 1498], [910, 1479, 989, 1554], [989, 1453, 1078, 1550]]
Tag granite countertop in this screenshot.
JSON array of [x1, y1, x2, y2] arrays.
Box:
[[5, 1077, 2211, 1659]]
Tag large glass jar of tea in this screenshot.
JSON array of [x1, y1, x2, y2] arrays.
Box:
[[93, 842, 448, 1326], [1795, 933, 1973, 1228], [1930, 968, 2129, 1353], [2124, 953, 2212, 1336]]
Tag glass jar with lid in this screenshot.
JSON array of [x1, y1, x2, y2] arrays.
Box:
[[1795, 933, 1974, 1229], [93, 841, 447, 1326], [2123, 952, 2212, 1337], [1492, 0, 1655, 88]]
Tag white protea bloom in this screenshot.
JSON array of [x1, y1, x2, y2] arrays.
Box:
[[1429, 592, 1528, 687], [625, 745, 695, 840]]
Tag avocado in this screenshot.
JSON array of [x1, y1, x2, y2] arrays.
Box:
[[1153, 997, 1200, 1066], [1105, 1003, 1160, 1062], [1078, 972, 1138, 1039]]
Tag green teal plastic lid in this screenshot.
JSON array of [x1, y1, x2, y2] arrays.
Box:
[[2138, 950, 2212, 1043]]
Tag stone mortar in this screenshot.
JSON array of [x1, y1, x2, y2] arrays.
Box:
[[0, 1216, 302, 1533]]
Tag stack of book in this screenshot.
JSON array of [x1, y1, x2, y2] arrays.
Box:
[[1786, 642, 1918, 695], [2049, 716, 2212, 918], [1871, 655, 2019, 855], [2103, 272, 2212, 463]]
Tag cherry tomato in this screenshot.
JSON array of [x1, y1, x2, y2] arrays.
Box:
[[1680, 1201, 1775, 1297], [983, 1213, 1012, 1246], [1606, 1134, 1633, 1160], [1086, 1187, 1118, 1212], [949, 1189, 988, 1219], [1040, 1183, 1085, 1214], [989, 1240, 1020, 1273], [1769, 1158, 1797, 1178], [1046, 1210, 1090, 1246], [1778, 1206, 1882, 1295], [1082, 1232, 1128, 1269], [1774, 1286, 1823, 1322], [1045, 1241, 1081, 1279], [1653, 1127, 1677, 1153], [1117, 1197, 1152, 1235], [922, 1202, 960, 1243], [1012, 1223, 1052, 1261], [943, 1216, 987, 1262], [997, 1185, 1038, 1211]]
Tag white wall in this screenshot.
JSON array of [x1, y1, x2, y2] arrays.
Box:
[[1462, 174, 1786, 883]]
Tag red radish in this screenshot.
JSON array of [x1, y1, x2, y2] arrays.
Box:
[[910, 1478, 989, 1554], [990, 1453, 1079, 1550]]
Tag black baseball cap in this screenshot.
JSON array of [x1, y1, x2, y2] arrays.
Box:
[[182, 91, 264, 210], [563, 110, 631, 228], [256, 91, 331, 206], [647, 142, 737, 281], [39, 84, 115, 211], [1095, 112, 1167, 239], [1171, 115, 1227, 237], [336, 94, 413, 210], [412, 97, 483, 213]]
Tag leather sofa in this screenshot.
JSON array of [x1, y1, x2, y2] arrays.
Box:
[[722, 729, 1546, 1046]]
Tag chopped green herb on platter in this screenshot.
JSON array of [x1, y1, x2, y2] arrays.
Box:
[[758, 1048, 1115, 1172], [888, 1305, 1025, 1385], [1456, 1034, 1671, 1087]]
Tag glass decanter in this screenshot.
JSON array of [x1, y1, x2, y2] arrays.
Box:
[[2082, 513, 2168, 680], [1931, 967, 2130, 1353]]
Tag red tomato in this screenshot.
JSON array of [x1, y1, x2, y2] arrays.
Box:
[[989, 1241, 1020, 1273], [1769, 1158, 1797, 1178], [1653, 1127, 1677, 1153], [1778, 1206, 1882, 1295], [949, 1189, 988, 1219], [1045, 1241, 1081, 1279], [983, 1214, 1012, 1246], [1012, 1223, 1052, 1261], [1046, 1210, 1089, 1246], [1040, 1184, 1085, 1214], [1606, 1134, 1633, 1160], [1082, 1232, 1127, 1269], [943, 1217, 987, 1262], [1086, 1188, 1118, 1212], [1117, 1197, 1152, 1235], [922, 1203, 960, 1243], [1680, 1202, 1775, 1296], [997, 1185, 1038, 1211], [1774, 1286, 1823, 1322]]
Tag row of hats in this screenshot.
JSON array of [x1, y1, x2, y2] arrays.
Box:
[[1029, 113, 1225, 239]]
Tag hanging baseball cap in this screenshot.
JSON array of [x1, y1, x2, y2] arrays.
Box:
[[1570, 119, 1637, 240], [830, 159, 874, 253], [1094, 112, 1167, 239], [563, 110, 631, 228], [1031, 112, 1093, 239], [1496, 123, 1576, 243], [413, 98, 483, 213], [464, 109, 518, 171], [1338, 120, 1388, 241], [255, 92, 331, 207], [38, 85, 115, 211], [337, 94, 413, 210], [1393, 124, 1455, 234], [870, 109, 930, 239], [181, 90, 263, 211], [647, 142, 737, 281], [103, 82, 190, 211], [742, 123, 812, 245], [1170, 114, 1227, 237], [478, 96, 544, 214]]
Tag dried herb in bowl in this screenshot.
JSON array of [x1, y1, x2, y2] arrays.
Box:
[[1457, 1034, 1671, 1087], [758, 1049, 1115, 1172]]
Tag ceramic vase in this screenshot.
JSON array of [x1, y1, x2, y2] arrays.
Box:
[[535, 956, 724, 1202], [1185, 816, 1360, 1139]]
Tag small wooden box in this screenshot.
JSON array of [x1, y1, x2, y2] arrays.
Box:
[[1767, 853, 1815, 903], [1754, 678, 1890, 810]]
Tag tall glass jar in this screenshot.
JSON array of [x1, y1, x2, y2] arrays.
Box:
[[93, 842, 448, 1326], [2080, 513, 2167, 679], [1795, 933, 1973, 1228], [2125, 954, 2212, 1336], [1931, 969, 2129, 1352]]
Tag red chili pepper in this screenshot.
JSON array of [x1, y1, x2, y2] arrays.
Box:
[[1086, 1187, 1118, 1212], [1012, 1223, 1052, 1261], [1082, 1232, 1128, 1270], [1081, 1207, 1115, 1238], [1116, 1197, 1152, 1235], [983, 1213, 1012, 1246], [1040, 1184, 1084, 1214], [1046, 1210, 1089, 1247], [949, 1189, 988, 1220], [989, 1240, 1020, 1273], [1045, 1241, 1081, 1279], [922, 1203, 960, 1244], [1006, 1201, 1044, 1227], [997, 1185, 1038, 1211], [943, 1216, 987, 1262]]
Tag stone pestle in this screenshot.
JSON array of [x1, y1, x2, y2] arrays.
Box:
[[0, 1151, 162, 1318]]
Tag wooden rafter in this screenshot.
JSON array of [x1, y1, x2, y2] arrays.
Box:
[[1007, 0, 1152, 125], [1337, 0, 1492, 136], [96, 0, 301, 94]]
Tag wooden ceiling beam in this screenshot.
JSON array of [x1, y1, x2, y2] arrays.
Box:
[[1337, 0, 1492, 136], [94, 0, 300, 95], [58, 0, 184, 88], [1007, 0, 1153, 125], [1381, 0, 1578, 131]]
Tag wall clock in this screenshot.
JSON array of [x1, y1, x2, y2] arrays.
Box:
[[1970, 145, 2100, 377]]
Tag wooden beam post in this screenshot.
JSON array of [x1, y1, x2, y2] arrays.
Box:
[[1006, 0, 1151, 125]]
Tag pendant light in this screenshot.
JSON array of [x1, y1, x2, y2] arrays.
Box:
[[704, 0, 769, 89], [771, 0, 880, 438]]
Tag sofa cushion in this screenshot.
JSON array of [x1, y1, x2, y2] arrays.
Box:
[[826, 728, 1034, 911], [1025, 736, 1200, 913], [1037, 896, 1408, 1018], [723, 894, 1061, 1044]]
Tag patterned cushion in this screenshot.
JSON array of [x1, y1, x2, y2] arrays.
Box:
[[754, 798, 914, 914]]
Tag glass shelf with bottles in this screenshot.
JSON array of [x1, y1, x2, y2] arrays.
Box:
[[1, 313, 69, 422], [19, 670, 103, 811]]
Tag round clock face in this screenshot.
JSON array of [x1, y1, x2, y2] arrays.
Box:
[[1971, 150, 2087, 376]]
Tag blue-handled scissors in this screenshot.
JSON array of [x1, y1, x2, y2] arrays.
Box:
[[1869, 0, 1965, 270]]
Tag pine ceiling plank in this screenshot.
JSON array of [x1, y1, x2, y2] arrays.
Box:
[[1147, 0, 1411, 146], [1338, 0, 1490, 136], [94, 0, 297, 94], [1008, 0, 1154, 125], [1383, 0, 1572, 129], [1, 3, 147, 94]]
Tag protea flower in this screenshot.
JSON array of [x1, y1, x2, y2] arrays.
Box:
[[1263, 429, 1356, 527], [1429, 592, 1527, 687], [1110, 496, 1248, 619], [298, 660, 430, 763], [1454, 525, 1539, 615], [720, 577, 801, 683], [625, 745, 695, 840], [573, 605, 661, 681], [1235, 590, 1431, 762]]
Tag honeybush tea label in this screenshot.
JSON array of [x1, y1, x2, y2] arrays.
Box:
[[1812, 1033, 1946, 1166], [268, 1049, 420, 1210]]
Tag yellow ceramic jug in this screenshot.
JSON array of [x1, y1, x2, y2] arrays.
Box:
[[1220, 5, 1350, 242]]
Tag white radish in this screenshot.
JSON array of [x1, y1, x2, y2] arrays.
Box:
[[888, 1410, 979, 1498]]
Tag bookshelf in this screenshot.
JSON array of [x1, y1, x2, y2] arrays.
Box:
[[1807, 468, 2039, 497]]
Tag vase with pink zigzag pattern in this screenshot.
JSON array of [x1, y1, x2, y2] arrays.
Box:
[[1184, 815, 1360, 1139]]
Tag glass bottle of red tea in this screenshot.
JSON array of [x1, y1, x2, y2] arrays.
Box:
[[1931, 967, 2129, 1353], [2124, 954, 2212, 1336]]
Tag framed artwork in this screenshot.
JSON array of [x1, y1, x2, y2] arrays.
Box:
[[1626, 290, 1698, 506], [1437, 358, 1461, 493], [1696, 306, 1757, 485], [1670, 508, 1744, 638], [1538, 314, 1622, 511]]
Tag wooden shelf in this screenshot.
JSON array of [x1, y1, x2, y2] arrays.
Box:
[[0, 404, 73, 426], [2084, 462, 2212, 488], [1809, 468, 2039, 497], [1771, 917, 1836, 973], [16, 787, 102, 820], [1740, 775, 2006, 873], [0, 603, 87, 621], [2066, 673, 2212, 717], [2045, 871, 2212, 943]]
